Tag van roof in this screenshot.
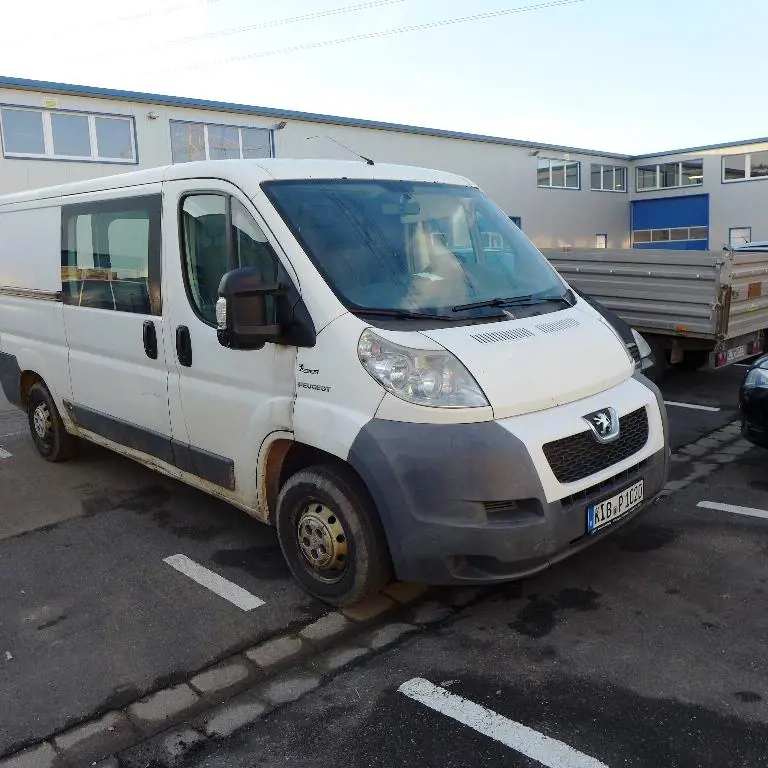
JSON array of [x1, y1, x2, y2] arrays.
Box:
[[0, 159, 476, 207]]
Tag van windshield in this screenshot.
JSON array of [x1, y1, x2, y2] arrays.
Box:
[[262, 179, 566, 318]]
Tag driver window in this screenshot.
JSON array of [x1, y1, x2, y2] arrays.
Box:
[[181, 194, 278, 324]]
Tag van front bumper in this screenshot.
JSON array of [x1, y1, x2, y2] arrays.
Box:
[[348, 382, 669, 585]]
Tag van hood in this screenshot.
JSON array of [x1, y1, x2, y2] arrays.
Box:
[[419, 303, 634, 420]]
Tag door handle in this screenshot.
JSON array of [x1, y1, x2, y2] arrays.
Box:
[[142, 320, 158, 360], [176, 325, 192, 367]]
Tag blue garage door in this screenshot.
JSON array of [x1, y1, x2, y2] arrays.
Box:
[[631, 194, 709, 250]]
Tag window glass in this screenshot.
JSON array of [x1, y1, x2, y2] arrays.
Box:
[[536, 158, 550, 186], [242, 127, 272, 159], [723, 154, 746, 181], [689, 226, 708, 240], [595, 234, 607, 248], [749, 151, 768, 178], [95, 117, 134, 160], [590, 165, 602, 190], [633, 230, 651, 243], [263, 180, 565, 316], [51, 113, 91, 157], [681, 159, 703, 185], [1, 108, 45, 154], [208, 124, 240, 160], [551, 162, 565, 187], [180, 195, 278, 324], [669, 228, 689, 241], [62, 198, 158, 313], [660, 163, 680, 188], [171, 122, 206, 163], [651, 229, 670, 242], [565, 162, 579, 188], [636, 166, 657, 190], [614, 167, 627, 191]]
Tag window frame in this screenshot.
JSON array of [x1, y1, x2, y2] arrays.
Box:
[[178, 191, 279, 327], [722, 151, 768, 183], [635, 159, 704, 192], [0, 104, 137, 164], [590, 164, 628, 193], [631, 226, 709, 246], [169, 120, 274, 164], [60, 194, 162, 315], [536, 157, 581, 190]]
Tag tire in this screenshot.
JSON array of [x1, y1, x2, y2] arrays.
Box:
[[275, 463, 392, 606], [26, 382, 79, 462]]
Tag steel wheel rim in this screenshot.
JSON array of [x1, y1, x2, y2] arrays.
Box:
[[296, 503, 348, 583], [33, 403, 52, 441]]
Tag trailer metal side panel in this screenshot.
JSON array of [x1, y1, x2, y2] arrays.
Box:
[[726, 249, 768, 340], [541, 248, 722, 338]]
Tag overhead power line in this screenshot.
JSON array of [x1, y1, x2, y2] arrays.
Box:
[[165, 0, 588, 72], [95, 0, 226, 27], [161, 0, 408, 47]]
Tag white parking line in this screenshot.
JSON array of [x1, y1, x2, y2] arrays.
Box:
[[398, 678, 608, 768], [664, 401, 721, 412], [0, 448, 12, 459], [163, 554, 265, 611], [697, 501, 768, 520]]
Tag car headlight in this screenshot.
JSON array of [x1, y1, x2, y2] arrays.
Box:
[[357, 329, 489, 408], [745, 367, 768, 387], [631, 329, 653, 364]]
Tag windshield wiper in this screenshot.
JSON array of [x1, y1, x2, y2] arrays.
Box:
[[452, 290, 574, 313], [352, 307, 459, 321]]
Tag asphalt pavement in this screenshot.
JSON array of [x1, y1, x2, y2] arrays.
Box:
[[0, 361, 761, 765], [183, 450, 768, 768]]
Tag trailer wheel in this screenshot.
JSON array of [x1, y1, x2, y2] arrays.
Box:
[[275, 463, 392, 606], [27, 383, 79, 462]]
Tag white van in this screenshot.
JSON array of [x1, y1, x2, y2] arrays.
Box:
[[0, 159, 669, 605]]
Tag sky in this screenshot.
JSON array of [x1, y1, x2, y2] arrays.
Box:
[[0, 0, 766, 155]]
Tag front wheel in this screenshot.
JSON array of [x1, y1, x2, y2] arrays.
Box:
[[27, 383, 79, 462], [275, 464, 392, 606]]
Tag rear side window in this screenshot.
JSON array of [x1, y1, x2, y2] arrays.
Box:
[[61, 195, 162, 314], [180, 194, 278, 325]]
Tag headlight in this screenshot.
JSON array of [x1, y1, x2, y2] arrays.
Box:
[[631, 329, 652, 362], [357, 329, 489, 408], [745, 367, 768, 387]]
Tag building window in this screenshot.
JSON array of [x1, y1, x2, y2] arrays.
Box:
[[635, 159, 703, 191], [722, 151, 768, 182], [170, 121, 273, 163], [595, 234, 608, 248], [61, 196, 162, 314], [537, 157, 580, 189], [590, 164, 627, 192], [729, 227, 752, 246], [0, 106, 136, 163], [632, 226, 709, 245]]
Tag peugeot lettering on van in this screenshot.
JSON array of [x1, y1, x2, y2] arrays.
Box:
[[0, 159, 670, 606]]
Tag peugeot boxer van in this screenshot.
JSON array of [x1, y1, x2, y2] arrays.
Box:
[[0, 159, 669, 605]]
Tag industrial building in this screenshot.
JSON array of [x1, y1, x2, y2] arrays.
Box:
[[1, 75, 767, 252]]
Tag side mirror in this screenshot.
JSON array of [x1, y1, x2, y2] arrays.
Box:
[[216, 267, 284, 350]]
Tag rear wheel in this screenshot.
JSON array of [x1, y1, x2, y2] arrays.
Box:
[[275, 464, 392, 606], [677, 350, 709, 371], [26, 383, 79, 462]]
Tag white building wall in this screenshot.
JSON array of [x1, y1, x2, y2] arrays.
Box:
[[628, 141, 768, 248], [0, 84, 630, 249]]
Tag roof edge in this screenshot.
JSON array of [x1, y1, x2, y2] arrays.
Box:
[[0, 75, 630, 160]]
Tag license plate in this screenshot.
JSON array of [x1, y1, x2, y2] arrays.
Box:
[[726, 345, 748, 363], [587, 480, 644, 534]]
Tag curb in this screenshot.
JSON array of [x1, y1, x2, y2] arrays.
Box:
[[0, 421, 751, 768]]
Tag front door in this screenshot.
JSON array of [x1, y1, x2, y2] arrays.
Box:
[[61, 189, 174, 460], [161, 180, 296, 510]]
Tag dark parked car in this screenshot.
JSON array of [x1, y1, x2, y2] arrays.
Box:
[[739, 354, 768, 447], [573, 289, 659, 383]]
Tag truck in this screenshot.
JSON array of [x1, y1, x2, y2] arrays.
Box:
[[541, 246, 768, 374]]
